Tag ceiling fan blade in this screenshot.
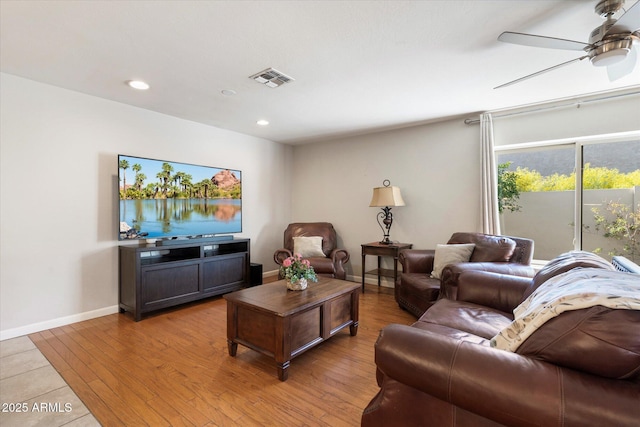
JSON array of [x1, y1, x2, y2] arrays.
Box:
[[498, 31, 588, 51], [494, 56, 589, 89], [605, 1, 640, 35], [607, 47, 638, 80]]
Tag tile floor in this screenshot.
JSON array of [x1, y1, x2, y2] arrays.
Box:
[[0, 336, 100, 427]]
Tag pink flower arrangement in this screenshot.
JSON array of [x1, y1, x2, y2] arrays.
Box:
[[280, 253, 318, 283]]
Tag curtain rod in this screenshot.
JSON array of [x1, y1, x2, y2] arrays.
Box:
[[464, 87, 640, 125]]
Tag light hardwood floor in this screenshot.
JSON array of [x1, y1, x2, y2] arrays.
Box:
[[29, 281, 415, 426]]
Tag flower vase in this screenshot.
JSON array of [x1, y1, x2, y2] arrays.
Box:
[[287, 277, 308, 291]]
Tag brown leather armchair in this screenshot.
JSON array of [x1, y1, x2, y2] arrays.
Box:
[[273, 222, 350, 280], [397, 232, 535, 317]]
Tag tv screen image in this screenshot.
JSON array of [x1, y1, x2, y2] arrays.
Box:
[[118, 155, 242, 240]]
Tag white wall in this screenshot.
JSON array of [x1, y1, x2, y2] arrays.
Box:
[[503, 188, 637, 261], [493, 92, 640, 145], [290, 91, 640, 284], [0, 73, 292, 339], [291, 118, 480, 282]]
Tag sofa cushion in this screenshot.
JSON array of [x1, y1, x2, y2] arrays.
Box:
[[518, 306, 640, 379], [305, 256, 335, 274], [411, 321, 491, 346], [448, 232, 516, 263], [397, 273, 440, 317], [418, 299, 513, 340], [492, 268, 640, 379], [431, 244, 475, 279]]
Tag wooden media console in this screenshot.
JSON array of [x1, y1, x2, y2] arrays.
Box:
[[119, 238, 250, 321]]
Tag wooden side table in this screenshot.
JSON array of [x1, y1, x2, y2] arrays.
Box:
[[361, 242, 412, 293]]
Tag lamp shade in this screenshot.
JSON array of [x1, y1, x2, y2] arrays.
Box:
[[369, 186, 405, 207]]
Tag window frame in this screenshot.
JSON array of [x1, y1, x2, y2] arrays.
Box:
[[494, 130, 640, 261]]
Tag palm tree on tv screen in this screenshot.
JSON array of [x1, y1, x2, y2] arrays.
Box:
[[119, 159, 129, 198]]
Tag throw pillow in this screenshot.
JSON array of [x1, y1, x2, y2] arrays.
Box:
[[293, 236, 325, 258], [431, 243, 476, 279], [470, 236, 516, 262], [448, 233, 516, 262]]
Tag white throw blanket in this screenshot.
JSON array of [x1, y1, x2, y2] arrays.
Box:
[[491, 268, 640, 352]]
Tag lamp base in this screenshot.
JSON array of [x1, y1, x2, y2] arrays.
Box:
[[375, 207, 395, 245]]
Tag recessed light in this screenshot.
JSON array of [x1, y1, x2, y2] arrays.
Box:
[[127, 80, 150, 90], [257, 120, 269, 126], [221, 89, 237, 96]]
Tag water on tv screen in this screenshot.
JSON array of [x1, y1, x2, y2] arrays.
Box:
[[118, 155, 242, 240]]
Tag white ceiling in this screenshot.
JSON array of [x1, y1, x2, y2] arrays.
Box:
[[1, 0, 639, 144]]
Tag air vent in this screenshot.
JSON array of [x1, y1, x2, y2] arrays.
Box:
[[249, 68, 294, 88]]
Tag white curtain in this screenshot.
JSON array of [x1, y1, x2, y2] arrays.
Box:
[[480, 112, 501, 235]]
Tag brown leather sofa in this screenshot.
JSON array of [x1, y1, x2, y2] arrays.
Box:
[[273, 222, 350, 280], [362, 251, 640, 427], [396, 232, 535, 317]]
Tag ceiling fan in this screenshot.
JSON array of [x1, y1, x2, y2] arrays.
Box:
[[495, 0, 640, 89]]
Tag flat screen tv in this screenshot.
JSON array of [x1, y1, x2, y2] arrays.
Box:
[[118, 154, 242, 241]]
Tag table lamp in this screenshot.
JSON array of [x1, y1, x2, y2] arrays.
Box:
[[369, 180, 405, 244]]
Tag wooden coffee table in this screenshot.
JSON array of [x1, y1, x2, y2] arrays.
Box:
[[224, 277, 360, 381]]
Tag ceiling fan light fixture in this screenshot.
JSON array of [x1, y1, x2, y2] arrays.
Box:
[[495, 0, 640, 87], [591, 46, 630, 66]]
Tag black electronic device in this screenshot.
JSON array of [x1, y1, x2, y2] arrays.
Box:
[[250, 263, 263, 287], [118, 154, 242, 241]]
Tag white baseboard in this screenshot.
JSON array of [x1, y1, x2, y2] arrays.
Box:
[[263, 269, 279, 278], [1, 272, 385, 341], [0, 305, 120, 341], [350, 275, 394, 288]]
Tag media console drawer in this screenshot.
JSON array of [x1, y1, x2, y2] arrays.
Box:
[[141, 262, 200, 308], [202, 253, 246, 294]]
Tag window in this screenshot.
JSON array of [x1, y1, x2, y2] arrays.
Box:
[[581, 140, 640, 262], [496, 132, 640, 262]]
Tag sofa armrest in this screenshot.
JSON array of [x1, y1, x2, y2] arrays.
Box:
[[374, 324, 640, 427], [329, 248, 350, 279], [456, 270, 532, 313], [273, 248, 292, 266], [440, 262, 535, 300], [329, 248, 350, 264], [398, 249, 435, 274]]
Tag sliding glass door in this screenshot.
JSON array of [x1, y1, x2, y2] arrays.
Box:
[[496, 134, 639, 262], [497, 145, 576, 260], [581, 140, 639, 262]]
